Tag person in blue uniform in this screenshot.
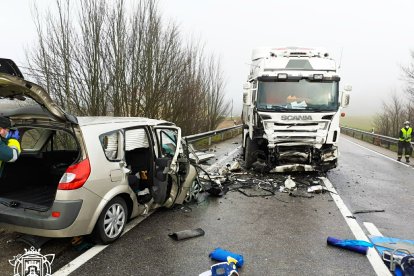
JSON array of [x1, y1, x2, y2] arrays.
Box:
[[0, 116, 21, 177]]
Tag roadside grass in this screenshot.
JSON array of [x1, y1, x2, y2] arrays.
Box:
[[340, 115, 375, 131]]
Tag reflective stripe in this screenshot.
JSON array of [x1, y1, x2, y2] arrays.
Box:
[[400, 127, 413, 142], [8, 148, 18, 162]]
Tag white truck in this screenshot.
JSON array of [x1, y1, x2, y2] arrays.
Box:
[[241, 47, 351, 172]]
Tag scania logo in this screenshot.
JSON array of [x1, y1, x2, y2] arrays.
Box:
[[281, 115, 312, 120]]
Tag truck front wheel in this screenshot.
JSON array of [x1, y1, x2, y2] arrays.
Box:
[[244, 137, 258, 169]]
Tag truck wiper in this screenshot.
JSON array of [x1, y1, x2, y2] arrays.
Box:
[[305, 107, 334, 112], [257, 105, 290, 112]]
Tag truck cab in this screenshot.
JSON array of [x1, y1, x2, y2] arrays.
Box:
[[242, 47, 350, 172]]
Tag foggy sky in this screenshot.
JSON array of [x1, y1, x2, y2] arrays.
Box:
[[1, 0, 414, 117]]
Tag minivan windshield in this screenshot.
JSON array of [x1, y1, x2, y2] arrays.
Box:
[[256, 79, 339, 112]]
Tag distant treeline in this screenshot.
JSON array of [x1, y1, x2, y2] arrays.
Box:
[[373, 51, 414, 137], [26, 0, 229, 135]]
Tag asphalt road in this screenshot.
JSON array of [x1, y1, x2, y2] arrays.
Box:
[[2, 134, 412, 275], [328, 136, 414, 242]]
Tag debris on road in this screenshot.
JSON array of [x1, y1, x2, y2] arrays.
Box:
[[353, 209, 385, 214], [228, 161, 241, 172], [168, 228, 205, 241], [327, 236, 373, 255], [209, 248, 245, 268], [172, 204, 193, 213], [199, 256, 240, 276], [288, 190, 314, 198], [284, 175, 296, 190], [369, 235, 414, 274], [238, 187, 273, 197], [307, 185, 324, 193], [187, 154, 330, 207]]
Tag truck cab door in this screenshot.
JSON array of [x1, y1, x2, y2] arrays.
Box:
[[152, 126, 181, 204]]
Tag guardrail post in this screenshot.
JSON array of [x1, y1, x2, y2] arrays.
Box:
[[208, 137, 212, 146]]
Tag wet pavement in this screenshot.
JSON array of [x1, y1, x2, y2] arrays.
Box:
[[1, 134, 413, 275]]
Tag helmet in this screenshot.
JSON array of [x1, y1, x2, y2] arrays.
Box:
[[0, 116, 11, 129], [404, 121, 410, 125]]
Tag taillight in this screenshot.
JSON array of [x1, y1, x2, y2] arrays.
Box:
[[58, 158, 91, 190]]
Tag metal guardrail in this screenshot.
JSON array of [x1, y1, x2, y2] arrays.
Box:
[[340, 126, 412, 150], [184, 125, 243, 145]]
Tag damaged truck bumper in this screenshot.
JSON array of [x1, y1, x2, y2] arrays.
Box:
[[269, 145, 338, 173]]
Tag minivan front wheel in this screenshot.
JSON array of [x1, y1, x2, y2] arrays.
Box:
[[92, 197, 127, 244]]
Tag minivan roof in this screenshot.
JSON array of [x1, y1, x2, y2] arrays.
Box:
[[77, 117, 174, 127]]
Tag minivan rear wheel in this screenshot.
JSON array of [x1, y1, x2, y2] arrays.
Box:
[[92, 197, 127, 244]]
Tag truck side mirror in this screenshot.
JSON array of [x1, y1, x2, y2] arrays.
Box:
[[344, 85, 352, 92], [341, 92, 350, 108], [243, 82, 252, 105], [243, 82, 251, 90]]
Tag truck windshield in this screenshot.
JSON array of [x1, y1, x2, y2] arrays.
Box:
[[256, 79, 339, 112]]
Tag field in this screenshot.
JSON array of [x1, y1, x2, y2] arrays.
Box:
[[340, 115, 375, 131], [216, 117, 241, 129]]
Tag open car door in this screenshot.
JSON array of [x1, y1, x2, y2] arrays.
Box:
[[152, 126, 181, 204]]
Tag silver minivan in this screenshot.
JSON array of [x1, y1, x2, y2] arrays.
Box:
[[0, 60, 197, 244]]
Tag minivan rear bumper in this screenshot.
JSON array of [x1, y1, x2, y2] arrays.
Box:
[[0, 200, 82, 230]]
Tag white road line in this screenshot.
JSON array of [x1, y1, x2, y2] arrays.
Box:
[[55, 145, 242, 275], [207, 146, 241, 171], [364, 222, 384, 237], [342, 137, 411, 168], [54, 212, 153, 276], [321, 178, 391, 276]]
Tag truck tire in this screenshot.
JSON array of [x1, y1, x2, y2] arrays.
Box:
[[244, 137, 258, 169]]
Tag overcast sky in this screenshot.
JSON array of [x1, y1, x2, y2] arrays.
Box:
[[1, 0, 414, 117]]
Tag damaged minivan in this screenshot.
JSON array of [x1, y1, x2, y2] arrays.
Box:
[[0, 59, 197, 244]]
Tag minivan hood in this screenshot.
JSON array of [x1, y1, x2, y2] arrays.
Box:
[[0, 73, 77, 124]]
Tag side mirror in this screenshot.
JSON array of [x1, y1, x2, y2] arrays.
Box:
[[344, 85, 352, 92], [243, 82, 252, 105], [243, 82, 251, 90], [341, 91, 350, 108]]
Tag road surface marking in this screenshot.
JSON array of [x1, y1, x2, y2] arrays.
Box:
[[207, 146, 241, 171], [54, 212, 153, 276], [343, 137, 411, 168], [364, 222, 384, 237], [321, 178, 391, 276], [54, 144, 242, 275]]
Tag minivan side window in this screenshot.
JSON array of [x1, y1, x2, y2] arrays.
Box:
[[21, 128, 46, 150], [100, 130, 123, 161], [52, 130, 78, 151], [157, 129, 178, 157]]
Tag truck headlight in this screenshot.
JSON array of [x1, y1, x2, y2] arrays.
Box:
[[318, 122, 328, 130]]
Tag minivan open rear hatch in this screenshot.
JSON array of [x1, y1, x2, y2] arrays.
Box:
[[0, 69, 77, 124]]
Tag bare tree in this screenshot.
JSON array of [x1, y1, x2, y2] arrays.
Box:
[[26, 0, 230, 135], [401, 50, 414, 100], [373, 92, 405, 137]]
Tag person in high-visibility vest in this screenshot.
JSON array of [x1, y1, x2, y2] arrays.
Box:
[[0, 116, 21, 177], [398, 120, 413, 163]]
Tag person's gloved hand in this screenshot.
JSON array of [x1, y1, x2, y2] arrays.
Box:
[[7, 130, 20, 140]]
